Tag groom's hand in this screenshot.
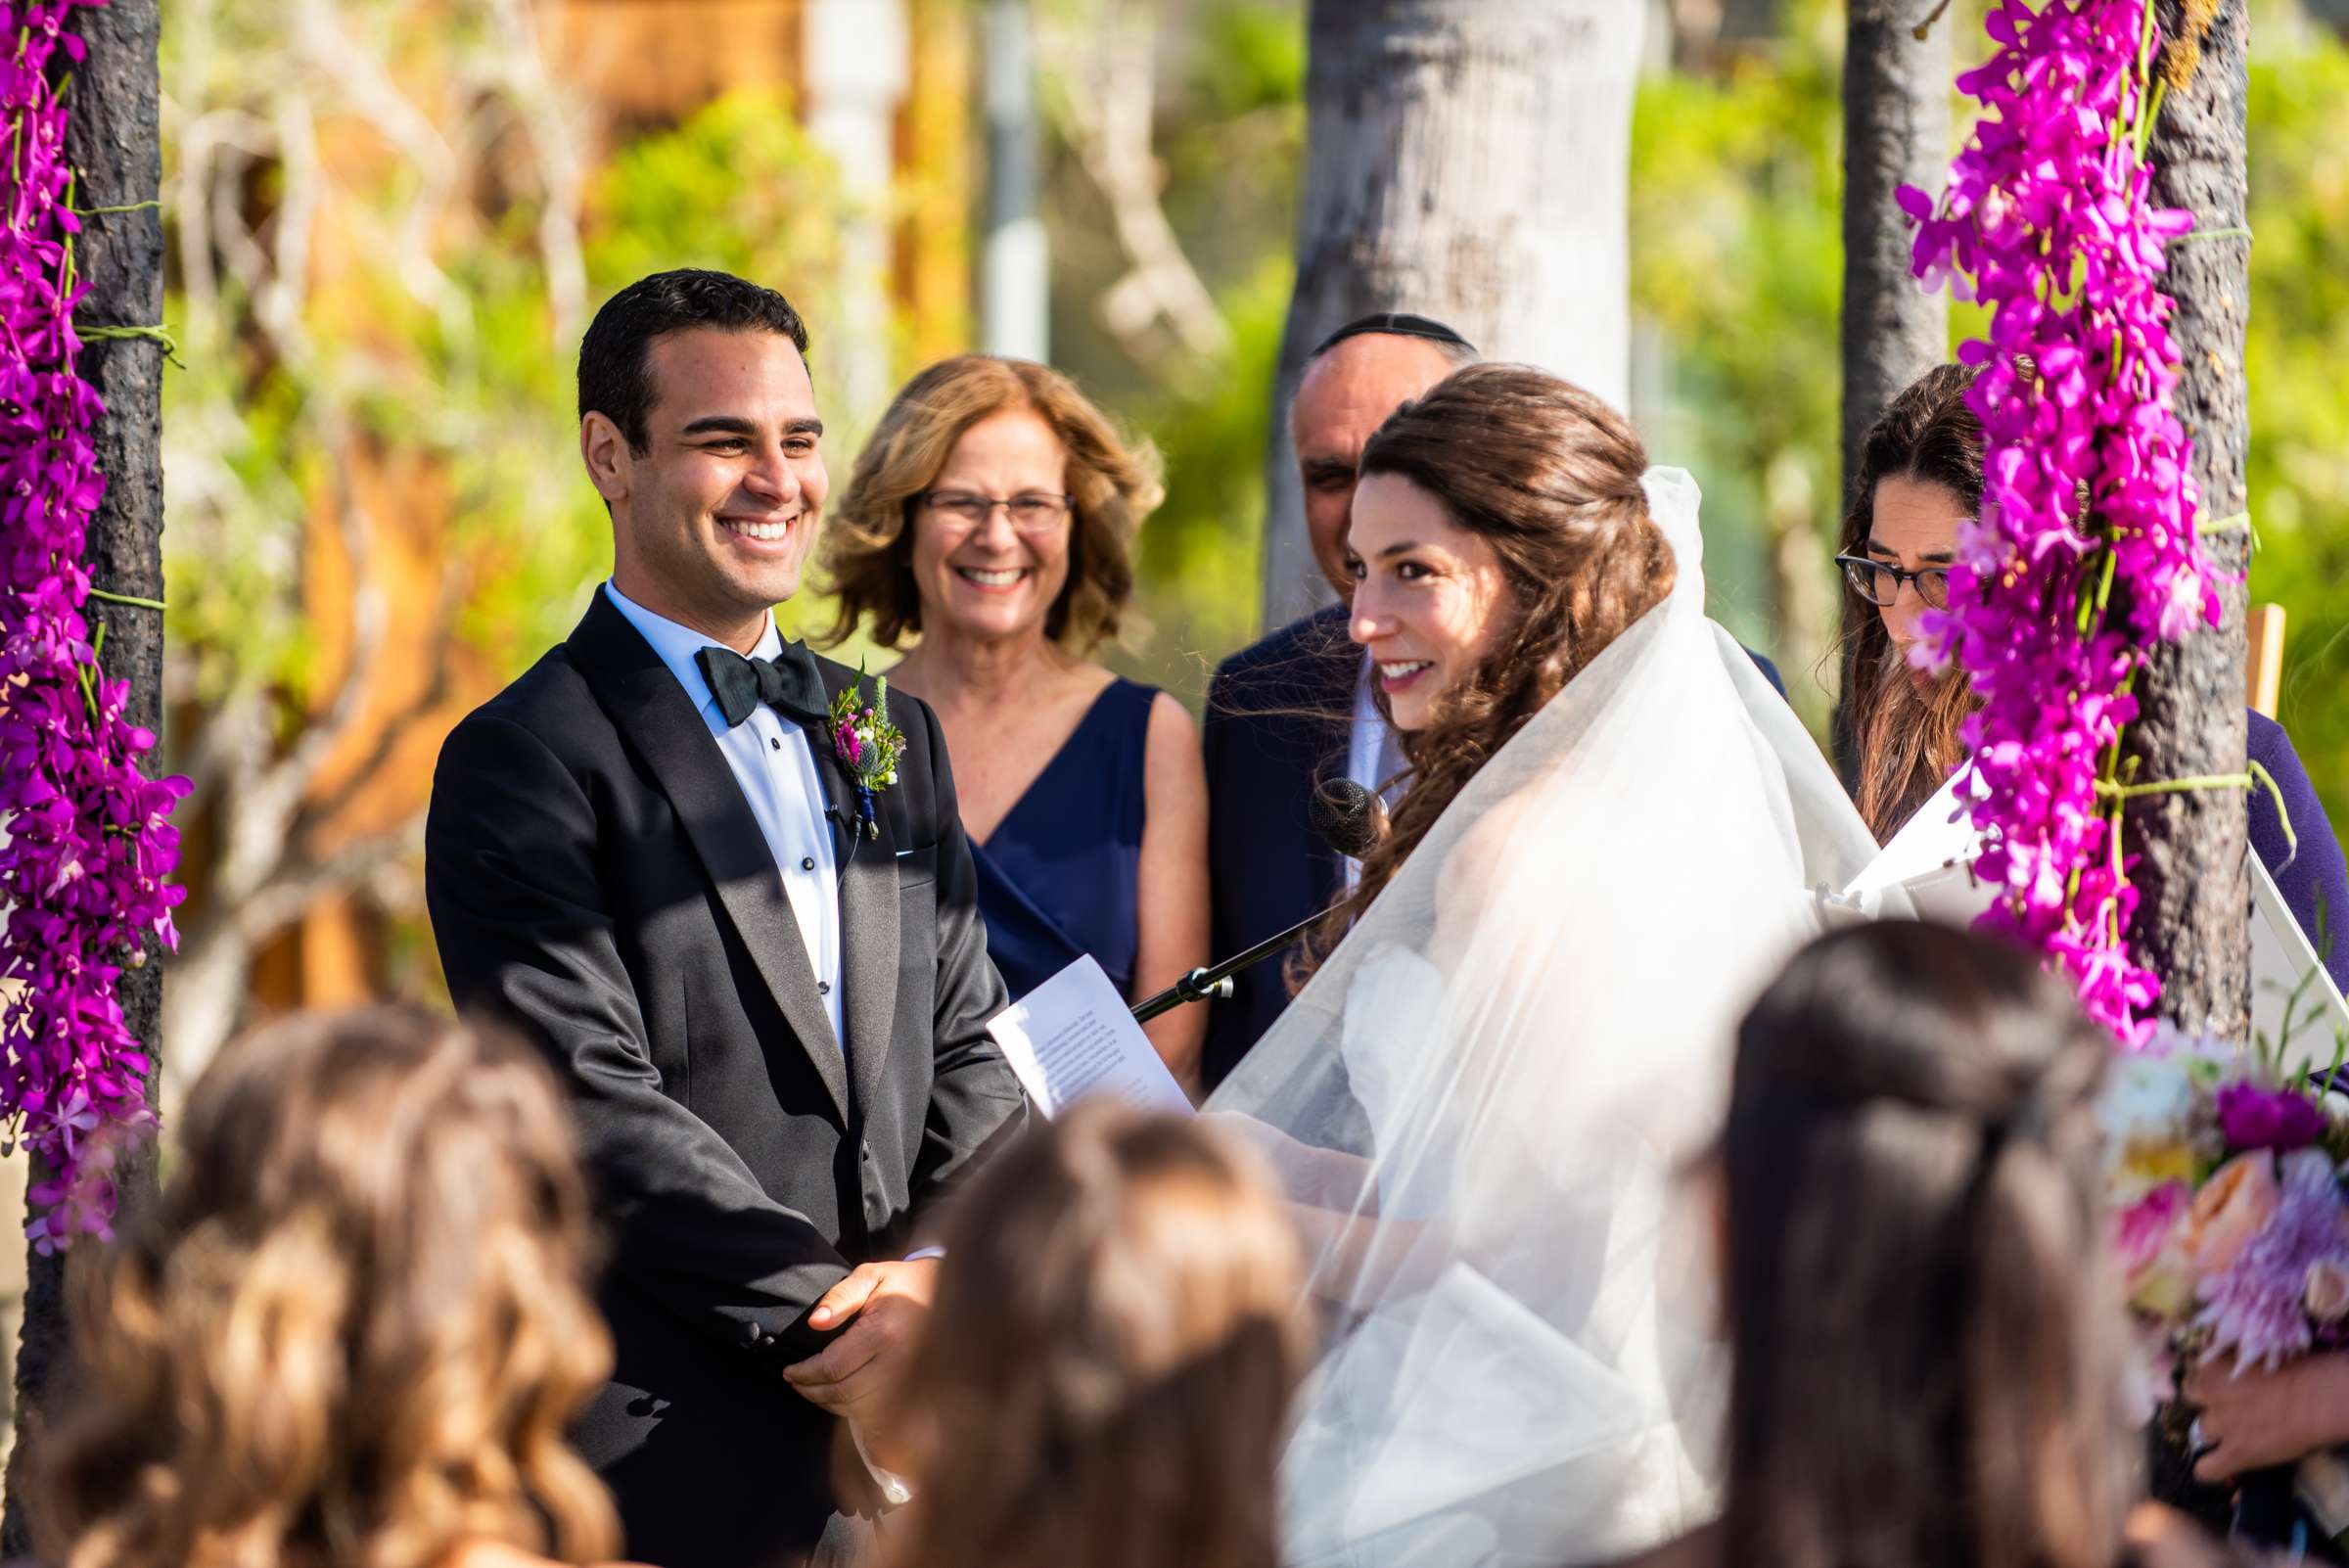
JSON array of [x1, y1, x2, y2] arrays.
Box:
[[783, 1258, 940, 1418]]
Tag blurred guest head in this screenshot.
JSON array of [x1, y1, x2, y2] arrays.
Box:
[[1292, 315, 1477, 600], [821, 354, 1162, 656], [1834, 361, 1983, 841], [884, 1102, 1309, 1568], [37, 1006, 620, 1568], [1716, 920, 2125, 1568], [1301, 364, 1672, 977], [576, 267, 826, 648]]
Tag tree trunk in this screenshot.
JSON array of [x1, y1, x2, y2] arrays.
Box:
[[2125, 0, 2251, 1048], [1834, 0, 1949, 773], [1, 0, 167, 1549], [1840, 0, 1950, 494], [1260, 0, 1645, 629]]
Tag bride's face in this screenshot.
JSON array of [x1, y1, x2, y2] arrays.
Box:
[[1345, 473, 1510, 733]]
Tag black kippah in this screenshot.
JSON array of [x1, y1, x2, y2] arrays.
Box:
[[1309, 311, 1478, 361]]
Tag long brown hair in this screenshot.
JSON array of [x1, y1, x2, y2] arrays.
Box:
[[818, 354, 1164, 654], [884, 1103, 1310, 1568], [1301, 363, 1675, 976], [1721, 921, 2126, 1568], [36, 1006, 621, 1568], [1834, 361, 1985, 842]]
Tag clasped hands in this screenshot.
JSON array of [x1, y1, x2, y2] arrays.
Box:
[[2183, 1351, 2349, 1482], [783, 1257, 938, 1471]]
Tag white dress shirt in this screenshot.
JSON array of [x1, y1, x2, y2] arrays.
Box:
[[604, 582, 844, 1043], [1344, 653, 1406, 890]]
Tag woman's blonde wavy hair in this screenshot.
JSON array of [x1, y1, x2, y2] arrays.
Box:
[[34, 1005, 621, 1568], [1298, 363, 1677, 981], [817, 354, 1164, 655]]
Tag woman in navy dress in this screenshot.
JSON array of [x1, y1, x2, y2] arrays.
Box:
[[819, 356, 1210, 1096]]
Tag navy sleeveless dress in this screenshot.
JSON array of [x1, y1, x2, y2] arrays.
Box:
[[970, 677, 1155, 1003]]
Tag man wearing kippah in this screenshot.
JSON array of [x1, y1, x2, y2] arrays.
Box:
[[1200, 314, 1477, 1090]]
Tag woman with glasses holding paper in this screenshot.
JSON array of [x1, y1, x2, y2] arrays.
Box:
[[1832, 361, 2348, 994], [820, 357, 1210, 1097]]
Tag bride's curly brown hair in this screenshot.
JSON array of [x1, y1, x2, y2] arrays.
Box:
[[33, 1006, 621, 1568], [1298, 364, 1677, 980]]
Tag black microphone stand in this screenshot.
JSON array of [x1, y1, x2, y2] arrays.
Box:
[[1130, 776, 1383, 1026], [1130, 910, 1322, 1025]]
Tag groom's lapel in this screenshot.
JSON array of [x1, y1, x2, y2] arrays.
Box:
[[811, 660, 901, 1117], [568, 594, 851, 1123]]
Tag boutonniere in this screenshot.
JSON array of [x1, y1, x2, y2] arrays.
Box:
[[828, 669, 905, 840]]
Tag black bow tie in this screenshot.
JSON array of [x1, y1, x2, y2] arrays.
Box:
[[695, 642, 830, 729]]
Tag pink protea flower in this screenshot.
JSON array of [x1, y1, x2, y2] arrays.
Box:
[[2118, 1179, 2195, 1314]]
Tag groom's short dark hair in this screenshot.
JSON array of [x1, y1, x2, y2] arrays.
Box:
[[578, 269, 811, 456]]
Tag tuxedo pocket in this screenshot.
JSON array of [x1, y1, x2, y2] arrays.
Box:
[[892, 840, 940, 891]]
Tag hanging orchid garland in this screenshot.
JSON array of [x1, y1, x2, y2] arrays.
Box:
[[2, 0, 189, 1247], [1902, 0, 2221, 1046]]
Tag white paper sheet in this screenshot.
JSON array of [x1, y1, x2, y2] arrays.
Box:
[[986, 954, 1193, 1119], [1829, 774, 2349, 1062]]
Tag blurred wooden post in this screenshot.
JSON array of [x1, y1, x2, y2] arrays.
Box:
[[2246, 602, 2284, 717]]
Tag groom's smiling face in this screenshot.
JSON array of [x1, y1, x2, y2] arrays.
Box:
[[589, 325, 830, 650]]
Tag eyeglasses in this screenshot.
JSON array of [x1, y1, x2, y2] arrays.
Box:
[[1836, 553, 1952, 610], [921, 489, 1074, 534]]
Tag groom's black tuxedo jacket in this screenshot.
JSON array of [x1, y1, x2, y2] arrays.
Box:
[[425, 592, 1027, 1568]]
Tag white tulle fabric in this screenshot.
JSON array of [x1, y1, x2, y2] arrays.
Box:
[[1206, 469, 1893, 1568]]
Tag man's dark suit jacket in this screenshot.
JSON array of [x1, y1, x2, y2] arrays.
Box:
[[1201, 606, 1789, 1092], [1200, 606, 1356, 1091], [425, 592, 1026, 1568]]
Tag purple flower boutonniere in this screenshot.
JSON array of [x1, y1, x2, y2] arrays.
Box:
[[829, 669, 905, 841]]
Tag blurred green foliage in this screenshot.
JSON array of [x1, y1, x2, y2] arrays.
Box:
[[1037, 0, 1303, 700], [2245, 36, 2349, 841], [1630, 3, 1847, 731], [161, 61, 856, 707], [1628, 0, 2349, 831]]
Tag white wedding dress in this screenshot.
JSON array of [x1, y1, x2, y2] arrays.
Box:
[[1207, 471, 1895, 1568]]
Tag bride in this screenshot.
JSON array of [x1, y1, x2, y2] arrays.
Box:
[[1207, 365, 1891, 1567]]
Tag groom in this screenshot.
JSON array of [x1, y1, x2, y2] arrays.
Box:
[[425, 269, 1027, 1568]]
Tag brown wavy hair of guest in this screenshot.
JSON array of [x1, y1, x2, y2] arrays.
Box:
[[1297, 362, 1675, 980], [35, 1006, 621, 1568], [882, 1102, 1310, 1568], [817, 354, 1165, 654], [1834, 360, 1985, 842], [1720, 921, 2127, 1568]]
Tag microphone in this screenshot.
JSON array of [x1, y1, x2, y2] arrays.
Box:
[[1130, 780, 1388, 1025], [1310, 778, 1388, 862]]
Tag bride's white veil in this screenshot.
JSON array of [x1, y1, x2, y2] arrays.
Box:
[[1206, 469, 1889, 1567]]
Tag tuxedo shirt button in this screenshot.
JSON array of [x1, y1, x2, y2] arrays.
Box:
[[818, 981, 831, 995], [801, 856, 815, 870], [770, 737, 782, 752]]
